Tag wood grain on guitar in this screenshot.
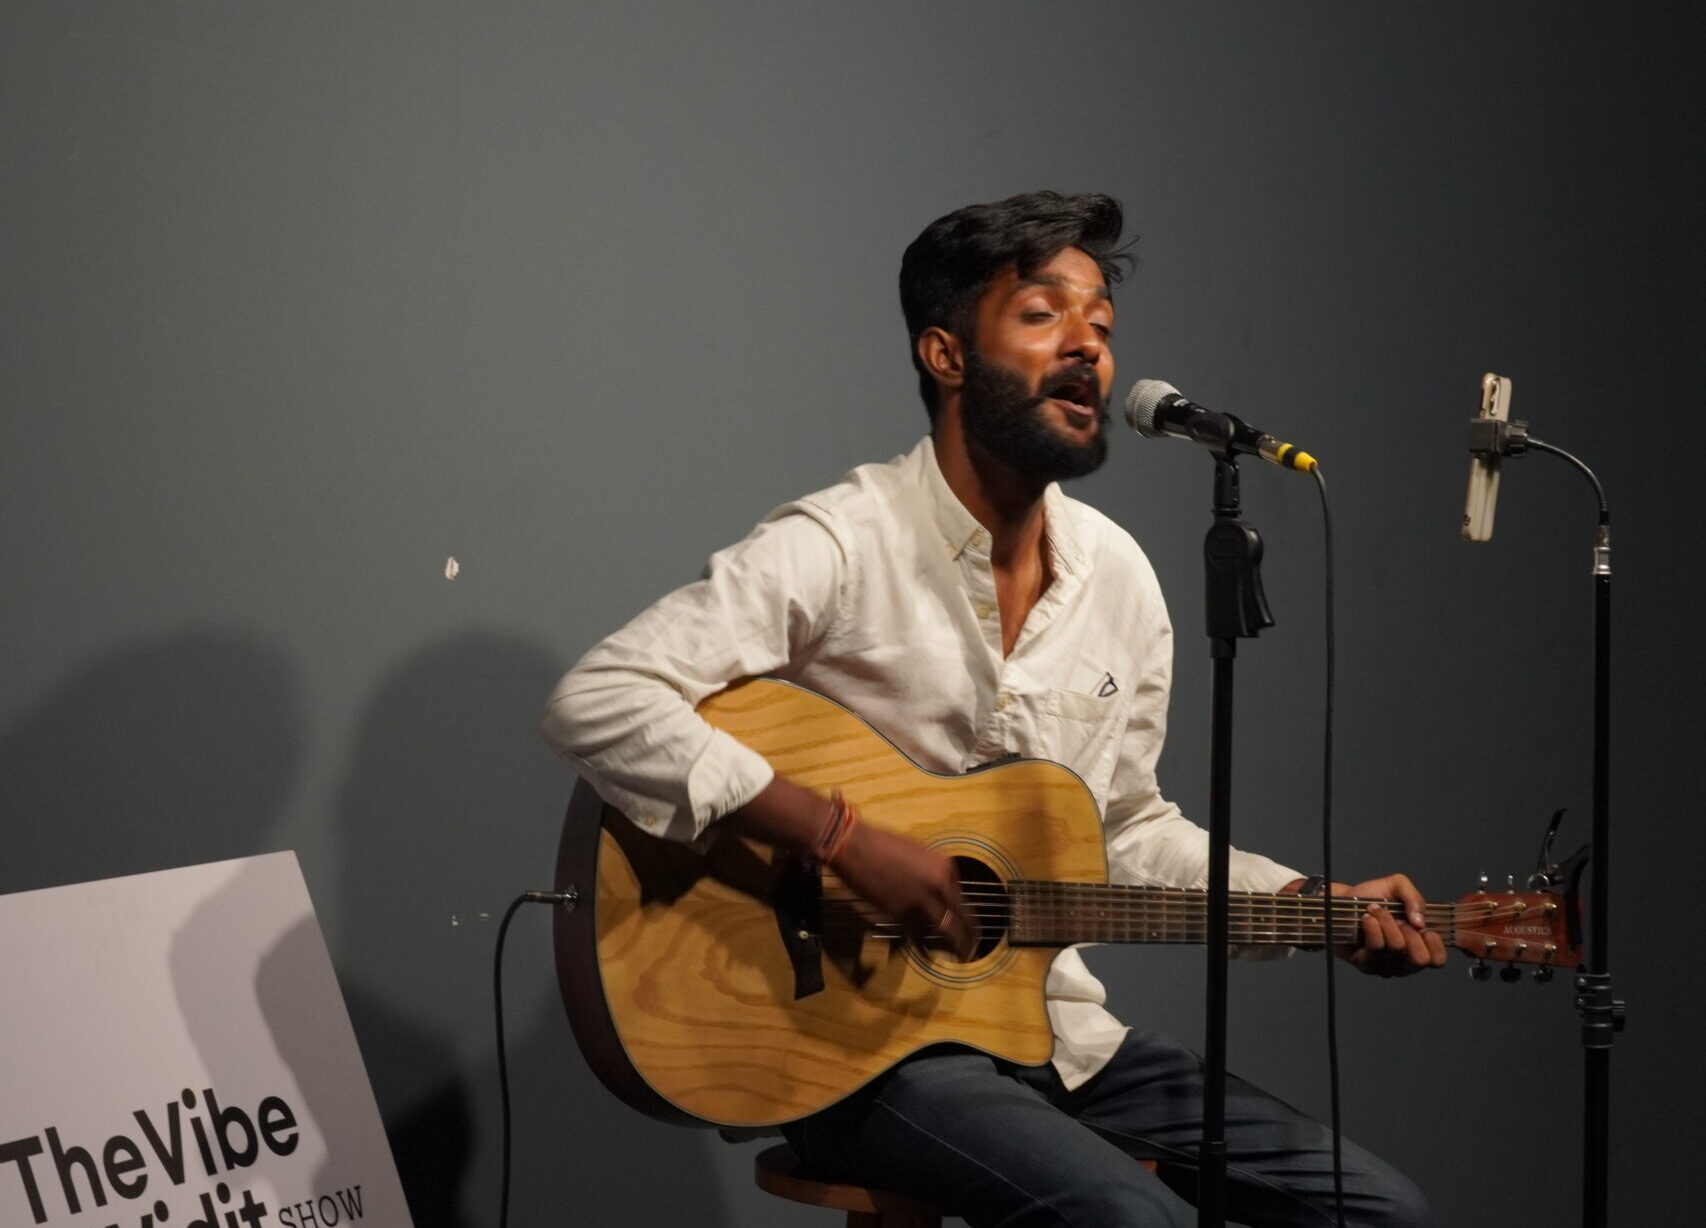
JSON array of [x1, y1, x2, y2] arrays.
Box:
[[553, 679, 1582, 1128]]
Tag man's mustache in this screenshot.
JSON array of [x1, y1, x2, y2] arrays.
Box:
[[1035, 363, 1109, 414], [1039, 364, 1107, 409]]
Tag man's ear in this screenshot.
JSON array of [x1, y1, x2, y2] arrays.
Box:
[[917, 326, 966, 393]]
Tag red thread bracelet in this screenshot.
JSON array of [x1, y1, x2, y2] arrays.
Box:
[[814, 790, 859, 866]]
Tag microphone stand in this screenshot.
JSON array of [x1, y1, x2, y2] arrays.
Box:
[[1467, 416, 1623, 1228], [1198, 455, 1274, 1228], [1577, 491, 1617, 1228]]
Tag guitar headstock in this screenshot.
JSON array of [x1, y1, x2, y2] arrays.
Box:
[[1452, 889, 1582, 978]]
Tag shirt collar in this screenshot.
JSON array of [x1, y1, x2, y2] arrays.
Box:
[[914, 435, 987, 559], [1042, 479, 1086, 578], [912, 434, 1087, 578]]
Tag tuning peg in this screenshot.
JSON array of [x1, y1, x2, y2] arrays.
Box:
[[1507, 874, 1517, 892], [1471, 960, 1492, 982], [1477, 872, 1489, 893], [1533, 966, 1554, 984], [1500, 965, 1522, 983]]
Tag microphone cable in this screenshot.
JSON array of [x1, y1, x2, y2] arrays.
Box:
[[493, 888, 577, 1228], [1310, 465, 1347, 1228]]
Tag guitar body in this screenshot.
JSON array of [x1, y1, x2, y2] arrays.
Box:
[[553, 677, 1108, 1128]]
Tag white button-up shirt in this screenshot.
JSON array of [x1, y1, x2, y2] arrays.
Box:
[[544, 435, 1299, 1088]]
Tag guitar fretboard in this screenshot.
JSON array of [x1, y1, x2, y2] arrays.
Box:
[[1006, 880, 1461, 948]]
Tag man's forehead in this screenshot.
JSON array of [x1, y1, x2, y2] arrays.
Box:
[[1007, 248, 1111, 300], [1016, 271, 1112, 301]]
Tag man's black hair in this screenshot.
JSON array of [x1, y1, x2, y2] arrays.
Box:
[[899, 191, 1132, 417]]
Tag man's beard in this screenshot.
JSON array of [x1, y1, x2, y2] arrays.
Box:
[[958, 349, 1109, 482]]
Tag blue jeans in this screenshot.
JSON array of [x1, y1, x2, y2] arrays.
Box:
[[780, 1031, 1434, 1227]]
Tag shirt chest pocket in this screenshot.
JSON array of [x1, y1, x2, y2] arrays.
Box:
[[1043, 688, 1126, 805]]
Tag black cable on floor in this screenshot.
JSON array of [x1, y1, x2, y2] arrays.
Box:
[[494, 890, 576, 1227]]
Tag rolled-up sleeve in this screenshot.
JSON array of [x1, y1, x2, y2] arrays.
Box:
[[542, 503, 847, 842]]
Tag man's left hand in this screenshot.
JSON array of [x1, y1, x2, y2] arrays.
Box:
[[1291, 874, 1449, 977]]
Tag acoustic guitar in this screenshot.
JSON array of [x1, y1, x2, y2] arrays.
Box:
[[552, 678, 1579, 1128]]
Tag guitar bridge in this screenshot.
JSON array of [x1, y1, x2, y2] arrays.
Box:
[[773, 855, 825, 999]]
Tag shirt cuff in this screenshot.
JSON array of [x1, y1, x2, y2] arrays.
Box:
[[684, 728, 776, 840]]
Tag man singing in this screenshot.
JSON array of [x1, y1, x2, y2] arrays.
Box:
[[544, 191, 1441, 1226]]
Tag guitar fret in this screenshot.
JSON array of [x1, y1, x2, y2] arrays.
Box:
[[1005, 881, 1498, 950], [1009, 883, 1386, 948], [1011, 885, 1511, 949]]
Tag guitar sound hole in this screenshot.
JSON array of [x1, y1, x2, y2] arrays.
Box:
[[951, 855, 1009, 962]]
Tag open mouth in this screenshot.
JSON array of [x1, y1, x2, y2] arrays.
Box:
[[1042, 374, 1101, 421]]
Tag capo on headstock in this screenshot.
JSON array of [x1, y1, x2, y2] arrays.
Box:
[[1456, 812, 1588, 978], [1529, 807, 1590, 953], [1529, 808, 1568, 890]]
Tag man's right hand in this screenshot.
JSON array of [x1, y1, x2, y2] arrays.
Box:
[[830, 821, 976, 960], [731, 775, 976, 959]]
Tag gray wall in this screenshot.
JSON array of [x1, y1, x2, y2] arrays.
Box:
[[4, 2, 1698, 1223]]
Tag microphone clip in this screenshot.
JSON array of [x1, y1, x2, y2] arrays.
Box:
[[1468, 414, 1530, 458], [1205, 459, 1276, 643]]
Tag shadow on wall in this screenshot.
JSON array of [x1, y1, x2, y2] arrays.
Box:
[[172, 863, 402, 1216], [326, 631, 733, 1228], [0, 628, 305, 896]]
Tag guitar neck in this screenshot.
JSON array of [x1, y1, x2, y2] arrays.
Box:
[[1006, 880, 1453, 948]]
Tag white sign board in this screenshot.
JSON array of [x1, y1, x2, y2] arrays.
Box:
[[0, 853, 414, 1228]]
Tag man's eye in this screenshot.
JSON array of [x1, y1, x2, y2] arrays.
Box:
[[1021, 310, 1055, 323], [1092, 323, 1113, 338]]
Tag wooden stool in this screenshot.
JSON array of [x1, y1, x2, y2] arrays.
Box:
[[754, 1143, 947, 1227]]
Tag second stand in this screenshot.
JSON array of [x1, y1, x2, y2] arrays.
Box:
[[1198, 457, 1274, 1228]]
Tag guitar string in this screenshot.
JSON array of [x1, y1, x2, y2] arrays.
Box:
[[835, 932, 1565, 962], [820, 885, 1521, 923], [818, 900, 1542, 927], [819, 904, 1504, 921], [823, 918, 1521, 938], [817, 892, 1536, 923], [825, 875, 1502, 915], [811, 896, 1556, 948], [835, 926, 1560, 955], [851, 899, 1525, 934], [822, 871, 1522, 902], [940, 894, 1464, 919], [817, 900, 1488, 921], [817, 920, 1560, 956], [956, 886, 1464, 910], [810, 877, 1555, 941]]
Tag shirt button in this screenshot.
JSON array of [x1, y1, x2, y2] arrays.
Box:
[[995, 693, 1012, 711], [976, 602, 993, 619], [971, 529, 986, 546], [640, 814, 657, 829]]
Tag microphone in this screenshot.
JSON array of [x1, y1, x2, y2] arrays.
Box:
[[1462, 372, 1517, 542], [1124, 380, 1318, 473]]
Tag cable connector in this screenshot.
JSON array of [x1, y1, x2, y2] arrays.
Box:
[[1468, 415, 1530, 458], [522, 887, 578, 910]]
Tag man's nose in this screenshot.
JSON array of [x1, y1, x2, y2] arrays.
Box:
[[1061, 315, 1105, 362]]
